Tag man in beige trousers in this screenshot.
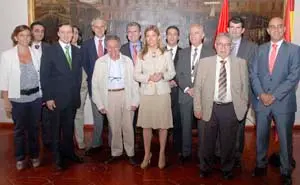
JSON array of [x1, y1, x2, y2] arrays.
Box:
[[92, 35, 140, 165]]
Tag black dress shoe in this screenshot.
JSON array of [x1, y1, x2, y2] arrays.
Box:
[[104, 156, 120, 164], [223, 171, 234, 180], [69, 155, 84, 163], [199, 170, 211, 178], [128, 156, 138, 166], [282, 175, 292, 185], [85, 146, 102, 156], [252, 167, 267, 177]]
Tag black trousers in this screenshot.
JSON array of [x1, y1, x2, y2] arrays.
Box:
[[41, 106, 52, 146], [199, 103, 238, 172], [11, 98, 41, 161], [171, 87, 182, 154], [49, 105, 77, 163]]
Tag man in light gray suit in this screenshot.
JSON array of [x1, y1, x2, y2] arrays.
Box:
[[227, 16, 257, 167], [176, 24, 215, 163], [251, 17, 300, 185], [194, 33, 248, 179]]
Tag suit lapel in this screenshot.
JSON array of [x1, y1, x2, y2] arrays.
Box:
[[89, 39, 98, 63], [237, 39, 246, 58], [230, 57, 237, 92], [56, 43, 71, 72], [263, 43, 271, 74], [209, 56, 217, 94]]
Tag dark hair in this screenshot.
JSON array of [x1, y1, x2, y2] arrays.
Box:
[[72, 25, 83, 45], [127, 22, 141, 32], [228, 16, 245, 28], [166, 25, 180, 36], [11, 25, 31, 46], [105, 35, 121, 46], [30, 21, 45, 30], [57, 23, 72, 32]]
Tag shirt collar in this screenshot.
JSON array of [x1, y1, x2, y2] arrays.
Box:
[[217, 55, 230, 63], [129, 41, 141, 47], [58, 40, 71, 49], [271, 39, 284, 48], [191, 44, 203, 51], [166, 44, 178, 51], [94, 35, 105, 42]]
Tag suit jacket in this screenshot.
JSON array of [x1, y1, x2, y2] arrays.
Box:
[[134, 50, 176, 95], [92, 54, 140, 111], [250, 41, 300, 113], [40, 42, 82, 110], [193, 55, 249, 121], [81, 38, 107, 96], [176, 44, 215, 104], [237, 38, 257, 66]]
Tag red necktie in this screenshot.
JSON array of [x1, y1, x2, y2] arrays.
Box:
[[269, 44, 278, 74], [132, 45, 138, 65], [98, 39, 104, 58]]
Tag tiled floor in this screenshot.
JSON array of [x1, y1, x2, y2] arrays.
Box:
[[0, 126, 299, 185]]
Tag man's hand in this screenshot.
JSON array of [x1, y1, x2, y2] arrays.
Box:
[[169, 80, 177, 88], [99, 108, 107, 114], [194, 111, 202, 120], [259, 93, 275, 106], [46, 100, 56, 111], [187, 88, 194, 97], [3, 99, 12, 119], [131, 106, 137, 111]]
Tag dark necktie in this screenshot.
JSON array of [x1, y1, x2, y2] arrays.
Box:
[[34, 45, 40, 49]]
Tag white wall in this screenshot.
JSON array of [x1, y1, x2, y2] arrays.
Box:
[[294, 0, 300, 123], [0, 0, 28, 122]]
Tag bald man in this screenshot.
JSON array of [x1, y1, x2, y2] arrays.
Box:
[[176, 24, 215, 163], [251, 17, 300, 185]]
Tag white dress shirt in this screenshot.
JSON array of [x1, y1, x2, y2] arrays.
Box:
[[231, 38, 241, 57], [31, 41, 42, 59], [94, 35, 105, 56], [108, 56, 125, 89], [214, 56, 232, 103], [166, 45, 178, 61]]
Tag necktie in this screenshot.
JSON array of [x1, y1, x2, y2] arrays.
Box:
[[170, 48, 174, 60], [218, 60, 227, 101], [34, 45, 40, 49], [65, 45, 72, 69], [98, 39, 104, 58], [191, 48, 198, 83], [231, 42, 237, 56], [269, 44, 278, 74], [132, 44, 138, 65]]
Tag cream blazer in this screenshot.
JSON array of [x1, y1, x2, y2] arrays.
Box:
[[134, 50, 176, 95], [92, 54, 140, 111], [0, 46, 42, 98]]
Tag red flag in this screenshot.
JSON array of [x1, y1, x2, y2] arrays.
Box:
[[215, 0, 229, 42], [284, 0, 294, 42]]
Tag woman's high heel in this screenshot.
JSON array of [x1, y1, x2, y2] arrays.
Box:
[[158, 154, 166, 169], [140, 153, 152, 169]]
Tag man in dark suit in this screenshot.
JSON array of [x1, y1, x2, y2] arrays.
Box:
[[227, 16, 257, 167], [176, 24, 215, 163], [120, 22, 142, 148], [82, 18, 107, 155], [120, 22, 142, 64], [30, 21, 52, 149], [251, 17, 300, 185], [165, 26, 182, 157], [40, 23, 83, 170]]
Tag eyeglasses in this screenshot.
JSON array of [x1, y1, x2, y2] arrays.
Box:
[[216, 43, 231, 47]]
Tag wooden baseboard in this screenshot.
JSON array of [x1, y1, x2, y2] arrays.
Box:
[[1, 122, 300, 130]]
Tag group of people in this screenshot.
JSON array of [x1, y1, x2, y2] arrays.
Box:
[[0, 15, 299, 185]]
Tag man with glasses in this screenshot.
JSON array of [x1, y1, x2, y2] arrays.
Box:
[[92, 35, 139, 165], [194, 33, 248, 180]]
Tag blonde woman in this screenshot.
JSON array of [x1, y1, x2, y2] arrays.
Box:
[[134, 25, 175, 169]]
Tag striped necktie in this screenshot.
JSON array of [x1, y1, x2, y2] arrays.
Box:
[[65, 45, 72, 69], [218, 60, 227, 101]]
